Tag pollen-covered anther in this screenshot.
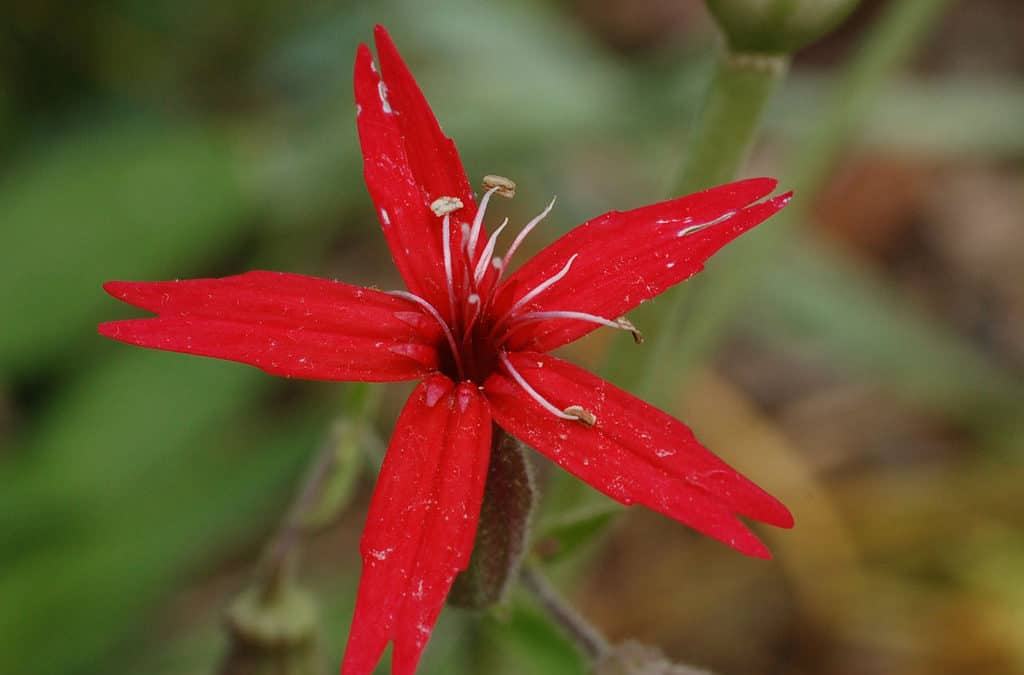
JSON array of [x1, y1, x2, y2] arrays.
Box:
[[482, 174, 516, 199], [563, 405, 597, 427], [616, 317, 644, 344], [430, 196, 464, 217]]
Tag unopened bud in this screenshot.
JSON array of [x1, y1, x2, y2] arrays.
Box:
[[221, 583, 322, 675], [706, 0, 861, 54]]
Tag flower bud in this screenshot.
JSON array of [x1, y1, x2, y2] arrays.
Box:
[[221, 583, 322, 675], [706, 0, 861, 54]]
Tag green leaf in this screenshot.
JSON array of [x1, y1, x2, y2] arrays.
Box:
[[0, 121, 251, 375], [0, 348, 323, 675], [533, 504, 620, 565], [479, 594, 587, 675], [748, 242, 1024, 430]]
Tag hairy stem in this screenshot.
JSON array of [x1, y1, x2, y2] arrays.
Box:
[[520, 564, 609, 662]]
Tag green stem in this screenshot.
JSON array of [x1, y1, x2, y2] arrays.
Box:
[[630, 50, 788, 401], [520, 564, 608, 662], [675, 52, 789, 195], [632, 0, 953, 404]]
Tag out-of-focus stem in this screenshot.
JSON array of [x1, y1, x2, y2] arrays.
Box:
[[520, 563, 609, 662], [676, 52, 789, 196], [636, 0, 953, 404], [636, 50, 787, 401], [219, 383, 381, 675]]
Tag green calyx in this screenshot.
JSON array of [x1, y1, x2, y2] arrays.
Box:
[[449, 429, 536, 610], [706, 0, 862, 54]]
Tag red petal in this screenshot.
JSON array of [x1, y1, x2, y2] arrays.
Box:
[[99, 271, 440, 382], [342, 376, 491, 675], [491, 179, 791, 352], [485, 352, 792, 559], [355, 27, 478, 315]]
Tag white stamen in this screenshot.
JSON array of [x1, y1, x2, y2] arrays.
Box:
[[506, 311, 643, 344], [505, 253, 578, 319], [378, 81, 393, 114], [482, 174, 516, 198], [473, 217, 509, 284], [441, 215, 457, 320], [509, 310, 623, 331], [430, 196, 464, 217], [499, 352, 578, 422], [388, 290, 463, 378], [501, 196, 556, 277], [466, 186, 500, 256], [463, 293, 483, 337]]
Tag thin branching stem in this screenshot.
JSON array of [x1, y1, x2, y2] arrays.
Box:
[[520, 563, 609, 662]]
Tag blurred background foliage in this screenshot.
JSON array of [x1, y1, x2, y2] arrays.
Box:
[[1, 0, 1022, 674]]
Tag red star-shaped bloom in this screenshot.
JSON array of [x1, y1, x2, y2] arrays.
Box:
[[100, 26, 793, 675]]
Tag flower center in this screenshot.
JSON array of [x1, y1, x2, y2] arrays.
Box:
[[391, 178, 639, 425]]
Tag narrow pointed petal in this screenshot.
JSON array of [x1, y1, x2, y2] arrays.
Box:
[[492, 179, 791, 352], [485, 352, 792, 559], [373, 26, 477, 219], [99, 272, 441, 382], [355, 27, 479, 313], [342, 376, 492, 675]]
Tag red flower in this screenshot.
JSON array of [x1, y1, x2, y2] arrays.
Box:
[[100, 26, 793, 675]]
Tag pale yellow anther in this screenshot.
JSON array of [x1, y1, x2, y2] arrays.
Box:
[[430, 196, 464, 217], [615, 317, 644, 344], [483, 175, 516, 199], [563, 405, 597, 427]]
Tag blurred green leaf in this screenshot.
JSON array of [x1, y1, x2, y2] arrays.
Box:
[[748, 241, 1024, 429], [300, 420, 366, 531], [0, 121, 251, 375], [534, 504, 619, 565], [772, 75, 1024, 158], [479, 592, 588, 675], [0, 348, 324, 675]]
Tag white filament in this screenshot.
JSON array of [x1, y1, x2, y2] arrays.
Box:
[[389, 290, 463, 378], [501, 196, 556, 276], [506, 310, 628, 332], [441, 214, 457, 320], [499, 352, 578, 421], [466, 186, 501, 258], [504, 254, 578, 319], [473, 218, 509, 285]]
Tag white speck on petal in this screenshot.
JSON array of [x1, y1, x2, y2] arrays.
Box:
[[654, 448, 676, 458], [380, 208, 390, 225], [369, 547, 393, 561], [378, 81, 393, 114]]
